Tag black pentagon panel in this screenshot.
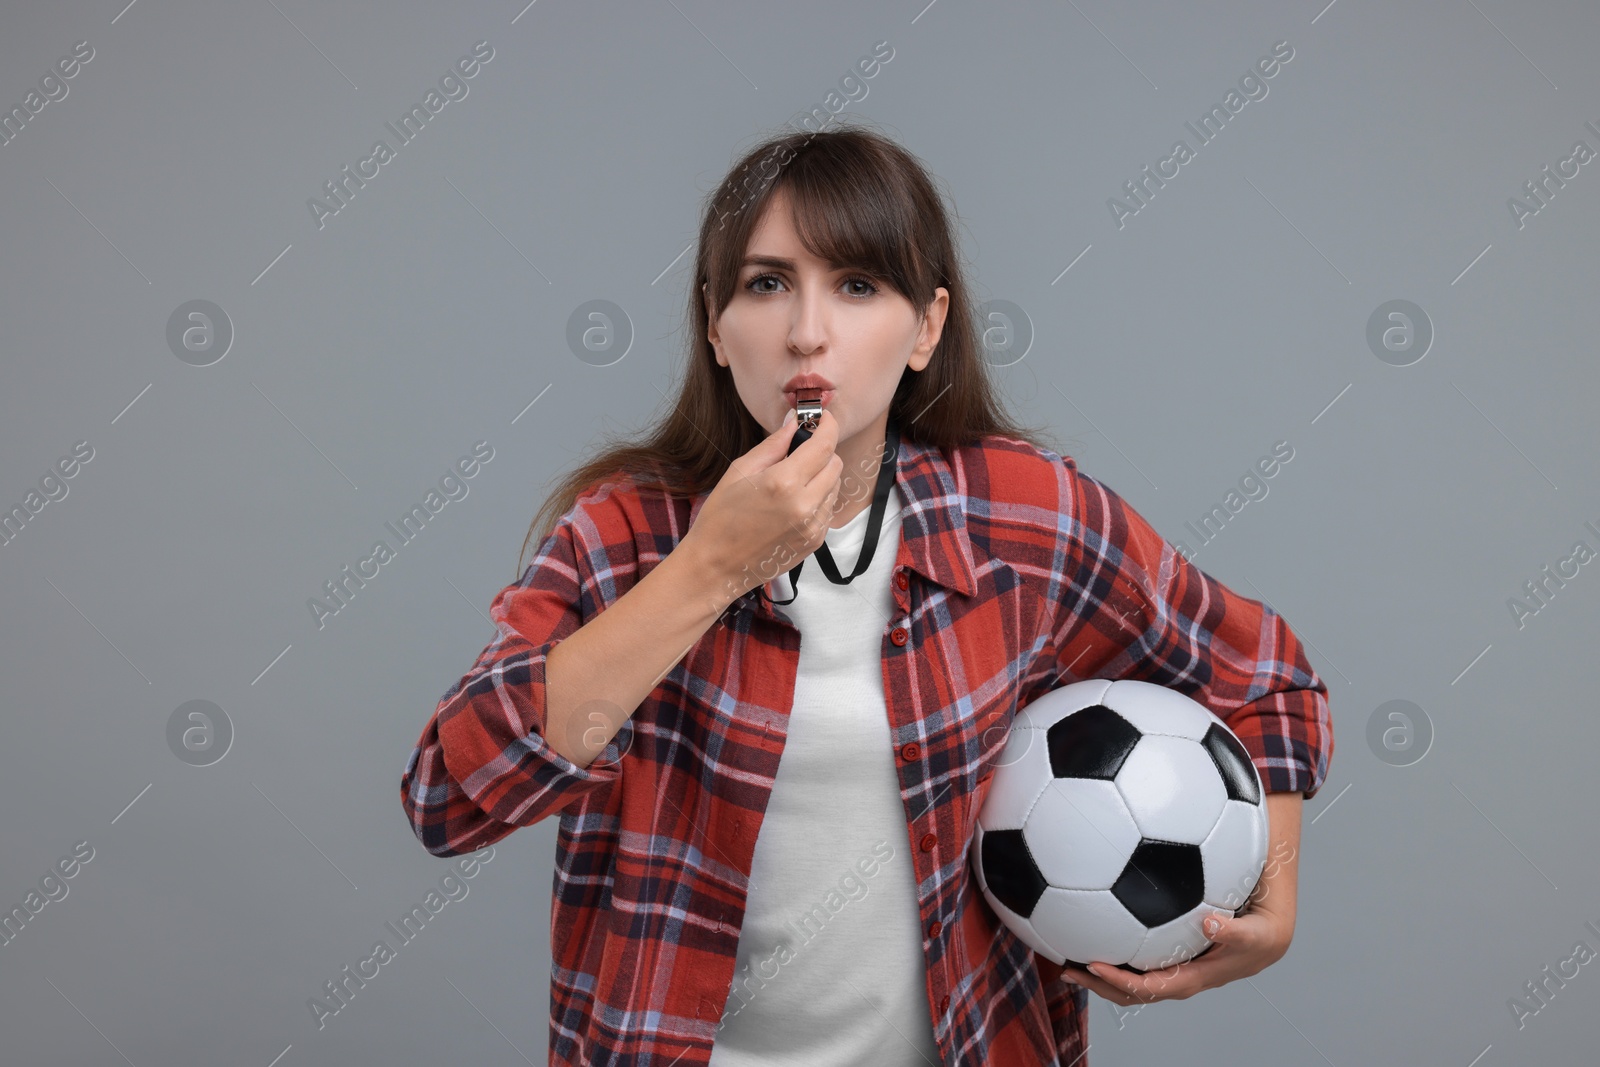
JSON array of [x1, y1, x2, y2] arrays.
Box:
[[1111, 841, 1204, 928], [1046, 704, 1142, 780], [981, 829, 1048, 919], [1202, 723, 1261, 805]]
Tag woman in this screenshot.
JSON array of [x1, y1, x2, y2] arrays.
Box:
[[400, 123, 1333, 1067]]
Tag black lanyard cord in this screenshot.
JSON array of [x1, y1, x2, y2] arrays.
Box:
[[757, 415, 900, 607]]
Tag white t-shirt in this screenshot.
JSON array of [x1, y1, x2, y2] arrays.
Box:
[[708, 484, 941, 1067]]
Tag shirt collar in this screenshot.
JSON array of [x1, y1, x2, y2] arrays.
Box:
[[686, 435, 979, 624]]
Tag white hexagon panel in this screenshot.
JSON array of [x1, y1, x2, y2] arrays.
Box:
[[1126, 902, 1233, 972], [1200, 799, 1270, 912], [1099, 679, 1217, 741], [977, 727, 1053, 831], [1023, 777, 1142, 891], [1115, 735, 1228, 844], [1029, 886, 1150, 967]]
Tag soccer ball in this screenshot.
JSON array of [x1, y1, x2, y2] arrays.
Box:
[[972, 678, 1269, 974]]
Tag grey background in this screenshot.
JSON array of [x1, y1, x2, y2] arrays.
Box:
[[1, 1, 1595, 1064]]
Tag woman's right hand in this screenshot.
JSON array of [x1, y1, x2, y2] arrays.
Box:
[[682, 407, 845, 607]]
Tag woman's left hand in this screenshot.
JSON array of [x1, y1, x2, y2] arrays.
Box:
[[1053, 790, 1304, 1005], [1055, 896, 1292, 1004]]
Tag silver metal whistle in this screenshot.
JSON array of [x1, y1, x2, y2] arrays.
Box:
[[793, 388, 823, 433]]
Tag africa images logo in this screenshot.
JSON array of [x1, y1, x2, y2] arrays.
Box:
[[1106, 40, 1295, 230], [308, 441, 494, 630], [717, 839, 896, 1028], [307, 41, 495, 231]]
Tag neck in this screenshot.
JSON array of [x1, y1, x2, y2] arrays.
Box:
[[829, 410, 893, 528]]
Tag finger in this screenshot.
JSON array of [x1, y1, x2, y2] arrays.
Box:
[[1056, 966, 1121, 1003], [1057, 965, 1140, 1006], [803, 451, 844, 498], [1085, 959, 1211, 1004], [1085, 962, 1149, 1000], [794, 406, 838, 454], [1124, 960, 1183, 991], [766, 406, 796, 440], [1206, 910, 1270, 952], [747, 409, 804, 473], [1092, 961, 1205, 1003], [783, 409, 838, 483]]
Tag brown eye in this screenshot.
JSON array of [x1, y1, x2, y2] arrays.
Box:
[[843, 275, 880, 299]]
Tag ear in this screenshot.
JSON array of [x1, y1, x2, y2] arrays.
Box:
[[703, 283, 726, 367], [907, 286, 950, 373]]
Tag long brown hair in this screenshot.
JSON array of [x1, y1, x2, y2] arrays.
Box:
[[517, 119, 1066, 575]]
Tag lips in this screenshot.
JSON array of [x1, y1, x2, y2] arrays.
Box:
[[783, 375, 836, 412], [784, 388, 835, 410]]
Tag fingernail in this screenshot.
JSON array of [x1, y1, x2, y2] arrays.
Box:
[[784, 408, 795, 424], [1204, 917, 1219, 935]]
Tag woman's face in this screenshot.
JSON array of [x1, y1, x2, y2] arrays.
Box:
[[704, 188, 949, 451]]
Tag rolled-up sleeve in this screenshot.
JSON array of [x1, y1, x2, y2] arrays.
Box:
[[1034, 456, 1333, 800], [400, 493, 632, 857]]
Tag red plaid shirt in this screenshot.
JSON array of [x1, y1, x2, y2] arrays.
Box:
[[401, 433, 1333, 1066]]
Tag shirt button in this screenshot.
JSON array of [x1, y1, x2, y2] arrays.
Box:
[[890, 626, 909, 646], [919, 833, 937, 852], [895, 571, 909, 591], [927, 919, 943, 939], [939, 993, 951, 1013], [900, 742, 921, 762]]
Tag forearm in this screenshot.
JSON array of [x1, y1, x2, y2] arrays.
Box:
[[1248, 792, 1303, 931], [544, 535, 732, 768]]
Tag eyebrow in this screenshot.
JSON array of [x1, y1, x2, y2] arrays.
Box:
[[740, 254, 859, 272]]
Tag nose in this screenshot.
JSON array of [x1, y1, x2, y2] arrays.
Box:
[[787, 282, 829, 355]]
